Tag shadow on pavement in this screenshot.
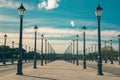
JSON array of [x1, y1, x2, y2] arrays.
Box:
[[41, 67, 79, 71], [23, 75, 57, 80]]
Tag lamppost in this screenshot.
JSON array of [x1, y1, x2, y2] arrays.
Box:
[[33, 25, 38, 69], [82, 25, 86, 69], [76, 34, 79, 66], [41, 34, 44, 66], [110, 40, 113, 64], [73, 40, 75, 64], [95, 4, 103, 75], [11, 41, 14, 64], [118, 35, 120, 65], [4, 34, 7, 46], [3, 34, 7, 65], [70, 43, 72, 63], [25, 45, 27, 62], [28, 46, 30, 62], [45, 39, 47, 64], [48, 42, 49, 63], [104, 41, 107, 63], [16, 3, 26, 75]]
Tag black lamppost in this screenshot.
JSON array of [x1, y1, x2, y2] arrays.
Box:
[[3, 34, 7, 65], [118, 35, 120, 65], [76, 34, 79, 66], [48, 42, 49, 63], [73, 40, 75, 64], [33, 25, 38, 69], [110, 40, 113, 64], [45, 39, 47, 64], [4, 34, 7, 46], [41, 34, 44, 66], [95, 4, 103, 75], [104, 41, 107, 63], [11, 41, 14, 64], [25, 45, 27, 62], [16, 3, 26, 75], [70, 43, 72, 63], [82, 25, 86, 69], [28, 46, 30, 62]]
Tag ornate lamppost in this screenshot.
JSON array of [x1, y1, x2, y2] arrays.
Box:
[[82, 25, 86, 69], [95, 4, 103, 75], [76, 34, 79, 66], [3, 34, 7, 65], [41, 34, 44, 66], [33, 25, 38, 69], [16, 3, 26, 75]]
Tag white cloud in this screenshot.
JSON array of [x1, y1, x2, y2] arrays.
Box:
[[23, 27, 78, 38], [70, 20, 75, 27], [38, 0, 60, 10], [0, 27, 119, 53], [0, 15, 18, 22], [0, 0, 33, 10]]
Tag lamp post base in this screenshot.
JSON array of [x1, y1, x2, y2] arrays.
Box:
[[16, 72, 23, 75]]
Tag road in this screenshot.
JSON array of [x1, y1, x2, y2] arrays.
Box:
[[0, 62, 33, 77]]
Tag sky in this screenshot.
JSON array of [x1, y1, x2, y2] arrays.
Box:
[[0, 0, 120, 53]]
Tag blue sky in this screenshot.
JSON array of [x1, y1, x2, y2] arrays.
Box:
[[0, 0, 120, 53]]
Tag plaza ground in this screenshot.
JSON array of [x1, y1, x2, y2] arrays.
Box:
[[0, 60, 120, 80]]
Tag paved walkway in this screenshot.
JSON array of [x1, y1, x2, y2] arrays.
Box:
[[0, 60, 120, 80]]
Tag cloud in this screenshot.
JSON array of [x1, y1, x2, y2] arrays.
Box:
[[0, 0, 33, 10], [0, 27, 119, 53], [38, 0, 60, 10], [0, 15, 18, 22], [70, 20, 75, 27]]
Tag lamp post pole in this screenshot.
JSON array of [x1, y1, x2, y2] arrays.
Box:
[[118, 35, 120, 65], [41, 34, 44, 66], [3, 34, 7, 65], [76, 34, 79, 66], [25, 45, 27, 62], [16, 3, 26, 75], [104, 41, 107, 63], [45, 40, 47, 64], [82, 25, 86, 69], [33, 25, 38, 69], [70, 43, 73, 63], [95, 4, 103, 75], [45, 39, 47, 64], [11, 41, 14, 64], [73, 40, 75, 64], [110, 40, 113, 64], [48, 42, 49, 63]]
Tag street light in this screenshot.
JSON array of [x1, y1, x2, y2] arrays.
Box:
[[3, 34, 7, 65], [70, 43, 72, 63], [45, 39, 47, 64], [118, 35, 120, 65], [11, 41, 14, 64], [76, 34, 79, 66], [41, 34, 44, 66], [95, 4, 103, 75], [33, 25, 38, 69], [104, 41, 107, 63], [82, 25, 86, 69], [48, 42, 50, 63], [16, 3, 26, 75], [4, 34, 7, 46], [110, 40, 113, 64], [73, 40, 75, 64]]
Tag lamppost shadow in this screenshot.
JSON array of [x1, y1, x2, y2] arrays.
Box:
[[23, 75, 57, 80]]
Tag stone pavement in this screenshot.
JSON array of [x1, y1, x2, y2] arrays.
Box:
[[0, 60, 120, 80]]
